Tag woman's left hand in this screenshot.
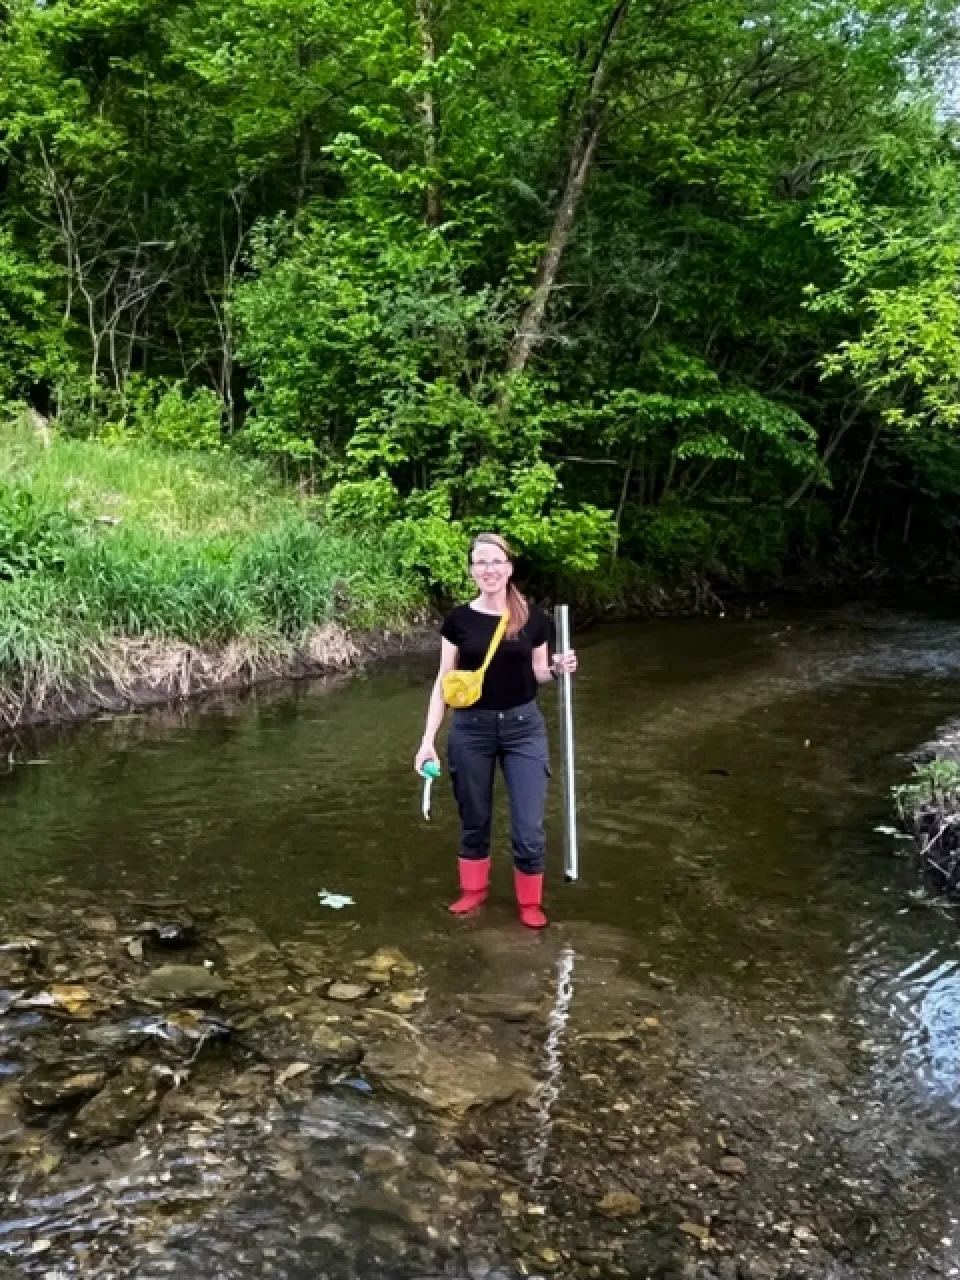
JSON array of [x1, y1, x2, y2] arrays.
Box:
[[551, 649, 577, 677]]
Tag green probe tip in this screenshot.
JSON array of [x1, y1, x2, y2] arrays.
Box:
[[421, 761, 442, 779]]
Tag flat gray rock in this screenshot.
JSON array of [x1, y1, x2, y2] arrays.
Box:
[[135, 964, 226, 1002], [365, 1037, 534, 1115]]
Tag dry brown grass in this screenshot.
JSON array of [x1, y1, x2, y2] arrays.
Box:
[[0, 621, 420, 730]]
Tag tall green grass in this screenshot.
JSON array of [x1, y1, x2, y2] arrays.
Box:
[[0, 420, 292, 536], [0, 419, 424, 718]]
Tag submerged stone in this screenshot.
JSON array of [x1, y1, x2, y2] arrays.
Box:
[[362, 1146, 406, 1175], [327, 981, 373, 1002], [20, 1064, 108, 1109], [69, 1060, 169, 1144], [85, 912, 118, 935], [461, 994, 541, 1022], [310, 1025, 363, 1065], [346, 1189, 427, 1229], [597, 1191, 643, 1217], [0, 989, 22, 1015], [357, 948, 418, 979], [365, 1038, 534, 1115], [388, 989, 426, 1013], [215, 925, 277, 968], [135, 965, 226, 1002], [679, 1221, 711, 1241]]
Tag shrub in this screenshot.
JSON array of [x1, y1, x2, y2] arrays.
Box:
[[0, 486, 79, 580]]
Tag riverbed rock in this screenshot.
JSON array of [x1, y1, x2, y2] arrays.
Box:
[[363, 1147, 406, 1175], [327, 980, 373, 1002], [598, 1191, 644, 1217], [216, 924, 277, 968], [0, 988, 22, 1015], [135, 964, 227, 1002], [0, 1087, 25, 1143], [20, 1064, 108, 1109], [680, 1222, 711, 1242], [346, 1189, 427, 1230], [738, 1261, 778, 1280], [310, 1025, 363, 1065], [389, 990, 426, 1013], [68, 1060, 169, 1144], [85, 911, 118, 935], [356, 948, 418, 980], [461, 994, 541, 1022], [365, 1037, 534, 1115]]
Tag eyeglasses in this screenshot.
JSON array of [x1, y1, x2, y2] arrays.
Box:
[[471, 559, 510, 569]]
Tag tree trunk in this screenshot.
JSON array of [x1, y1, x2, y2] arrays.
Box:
[[784, 402, 860, 508], [297, 119, 312, 209], [415, 0, 442, 229], [296, 43, 315, 208], [841, 423, 881, 529], [505, 0, 631, 377], [611, 443, 636, 563]]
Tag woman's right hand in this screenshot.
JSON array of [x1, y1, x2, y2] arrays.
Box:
[[414, 741, 440, 775]]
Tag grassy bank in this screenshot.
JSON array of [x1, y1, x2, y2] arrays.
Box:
[[0, 420, 426, 725]]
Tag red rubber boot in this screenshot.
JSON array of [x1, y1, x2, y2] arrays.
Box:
[[448, 857, 491, 915], [513, 869, 548, 929]]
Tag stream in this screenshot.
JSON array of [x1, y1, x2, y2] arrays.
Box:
[[2, 603, 960, 1279]]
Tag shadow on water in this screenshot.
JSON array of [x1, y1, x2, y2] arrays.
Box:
[[2, 604, 960, 1276]]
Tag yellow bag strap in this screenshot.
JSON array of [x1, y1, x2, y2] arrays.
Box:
[[478, 612, 509, 675]]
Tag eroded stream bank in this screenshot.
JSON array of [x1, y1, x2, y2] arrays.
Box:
[[3, 605, 960, 1279]]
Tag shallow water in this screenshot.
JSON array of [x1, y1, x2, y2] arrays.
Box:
[[3, 603, 960, 1278]]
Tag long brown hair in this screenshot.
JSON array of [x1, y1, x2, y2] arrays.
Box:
[[470, 532, 529, 639]]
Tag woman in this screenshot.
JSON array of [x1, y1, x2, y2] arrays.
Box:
[[414, 532, 577, 928]]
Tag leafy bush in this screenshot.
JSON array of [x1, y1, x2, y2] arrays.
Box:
[[623, 504, 717, 577], [57, 378, 225, 453], [142, 384, 224, 452], [327, 477, 400, 529], [0, 486, 79, 580], [893, 758, 960, 819], [387, 517, 471, 597], [112, 380, 224, 452], [0, 229, 68, 402], [623, 499, 802, 582]]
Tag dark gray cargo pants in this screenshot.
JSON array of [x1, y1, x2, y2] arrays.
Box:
[[447, 701, 550, 874]]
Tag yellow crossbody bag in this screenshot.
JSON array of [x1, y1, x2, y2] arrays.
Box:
[[442, 612, 508, 709]]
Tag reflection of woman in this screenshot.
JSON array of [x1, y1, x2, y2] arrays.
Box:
[[414, 533, 577, 929]]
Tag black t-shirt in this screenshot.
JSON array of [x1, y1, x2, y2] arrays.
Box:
[[441, 603, 551, 711]]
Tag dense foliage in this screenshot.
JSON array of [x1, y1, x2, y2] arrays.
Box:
[[1, 0, 958, 592]]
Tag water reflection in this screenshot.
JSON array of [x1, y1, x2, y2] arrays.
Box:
[[525, 943, 576, 1185]]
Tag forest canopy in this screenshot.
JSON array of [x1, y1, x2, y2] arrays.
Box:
[[1, 0, 958, 592]]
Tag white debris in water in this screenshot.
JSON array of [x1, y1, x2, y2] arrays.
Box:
[[317, 891, 355, 910], [873, 825, 914, 839]]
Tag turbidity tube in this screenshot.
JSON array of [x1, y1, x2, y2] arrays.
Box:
[[554, 604, 579, 882], [420, 760, 441, 821]]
